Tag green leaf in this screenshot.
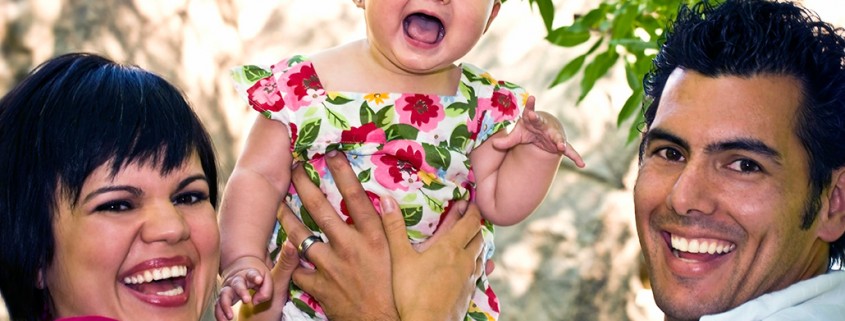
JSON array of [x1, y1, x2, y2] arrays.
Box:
[[360, 101, 376, 124], [384, 124, 420, 141], [326, 94, 353, 105], [422, 143, 451, 170], [449, 124, 471, 150], [292, 298, 316, 317], [241, 65, 272, 82], [468, 311, 488, 321], [422, 192, 444, 213], [529, 0, 556, 32], [375, 105, 395, 128], [549, 54, 587, 88], [357, 168, 372, 183], [578, 3, 612, 30], [294, 119, 321, 149], [617, 90, 644, 126], [446, 101, 471, 117], [304, 162, 320, 185], [546, 26, 591, 47], [611, 3, 638, 39], [624, 62, 643, 90], [299, 205, 321, 232], [578, 49, 620, 103], [626, 111, 646, 144], [325, 108, 351, 130], [401, 205, 423, 227]]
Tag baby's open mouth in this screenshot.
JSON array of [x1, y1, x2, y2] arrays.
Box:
[[123, 265, 188, 296], [403, 13, 445, 44]]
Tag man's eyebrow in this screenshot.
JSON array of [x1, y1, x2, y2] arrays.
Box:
[[643, 128, 689, 151], [643, 128, 783, 163], [706, 138, 783, 163]]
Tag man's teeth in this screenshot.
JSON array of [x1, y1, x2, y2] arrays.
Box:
[[123, 266, 188, 284], [671, 235, 736, 254]]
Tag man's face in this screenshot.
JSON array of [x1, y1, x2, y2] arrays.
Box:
[[634, 68, 832, 320]]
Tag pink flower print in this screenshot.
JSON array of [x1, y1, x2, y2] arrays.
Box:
[[303, 88, 326, 104], [300, 293, 325, 316], [246, 76, 285, 112], [486, 285, 500, 313], [373, 141, 429, 191], [340, 123, 387, 144], [489, 88, 519, 120], [477, 87, 519, 123], [286, 63, 323, 100], [288, 123, 298, 150], [396, 94, 444, 132], [340, 190, 381, 224]]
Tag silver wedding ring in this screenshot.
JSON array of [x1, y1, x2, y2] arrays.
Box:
[[297, 235, 323, 259]]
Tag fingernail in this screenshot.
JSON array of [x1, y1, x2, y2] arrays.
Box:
[[291, 162, 300, 169], [327, 150, 338, 158], [379, 196, 396, 213]]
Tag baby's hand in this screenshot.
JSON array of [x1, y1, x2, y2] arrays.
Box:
[[215, 256, 273, 320], [492, 96, 586, 168]]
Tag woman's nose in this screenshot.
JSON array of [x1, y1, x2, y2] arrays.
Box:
[[141, 202, 191, 244]]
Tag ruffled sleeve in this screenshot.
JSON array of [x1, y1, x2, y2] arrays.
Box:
[[230, 56, 310, 126], [461, 63, 528, 151]]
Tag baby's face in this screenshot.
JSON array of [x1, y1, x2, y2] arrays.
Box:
[[362, 0, 500, 74]]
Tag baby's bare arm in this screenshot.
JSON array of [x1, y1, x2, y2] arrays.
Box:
[[217, 115, 294, 316], [472, 97, 583, 226]]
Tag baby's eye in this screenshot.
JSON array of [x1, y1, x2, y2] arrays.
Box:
[[655, 147, 685, 162], [94, 200, 132, 212], [173, 192, 209, 206], [727, 159, 762, 173]]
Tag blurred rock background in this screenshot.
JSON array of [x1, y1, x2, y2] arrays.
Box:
[[0, 1, 840, 320]]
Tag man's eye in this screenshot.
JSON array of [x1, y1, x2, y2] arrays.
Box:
[[727, 159, 762, 173], [94, 201, 132, 212], [656, 147, 685, 162]]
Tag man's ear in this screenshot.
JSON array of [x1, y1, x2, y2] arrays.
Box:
[[483, 1, 502, 33], [818, 167, 845, 242]]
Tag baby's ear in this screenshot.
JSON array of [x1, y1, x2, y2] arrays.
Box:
[[484, 1, 502, 33], [817, 167, 845, 243]]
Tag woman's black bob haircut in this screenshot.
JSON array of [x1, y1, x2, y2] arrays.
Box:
[[0, 52, 218, 320]]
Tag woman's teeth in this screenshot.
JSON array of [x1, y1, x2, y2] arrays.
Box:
[[123, 265, 188, 284]]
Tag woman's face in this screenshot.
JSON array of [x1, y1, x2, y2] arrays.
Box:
[[45, 154, 219, 320]]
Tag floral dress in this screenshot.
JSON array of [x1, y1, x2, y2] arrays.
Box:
[[232, 55, 527, 321]]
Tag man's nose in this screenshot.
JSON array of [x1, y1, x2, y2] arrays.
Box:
[[666, 162, 717, 216]]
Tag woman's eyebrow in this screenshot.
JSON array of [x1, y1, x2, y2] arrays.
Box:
[[82, 185, 143, 203]]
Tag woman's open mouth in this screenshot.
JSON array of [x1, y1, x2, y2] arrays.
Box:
[[122, 264, 191, 306]]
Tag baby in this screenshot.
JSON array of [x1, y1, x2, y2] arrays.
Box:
[[218, 0, 585, 320]]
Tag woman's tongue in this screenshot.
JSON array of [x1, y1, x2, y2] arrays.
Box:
[[404, 13, 443, 44], [133, 279, 181, 295]]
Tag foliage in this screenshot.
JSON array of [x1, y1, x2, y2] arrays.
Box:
[[524, 0, 699, 142]]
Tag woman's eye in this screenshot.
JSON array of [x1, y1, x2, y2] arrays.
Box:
[[655, 147, 685, 162], [727, 158, 762, 173], [173, 192, 209, 205], [94, 200, 132, 212]]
